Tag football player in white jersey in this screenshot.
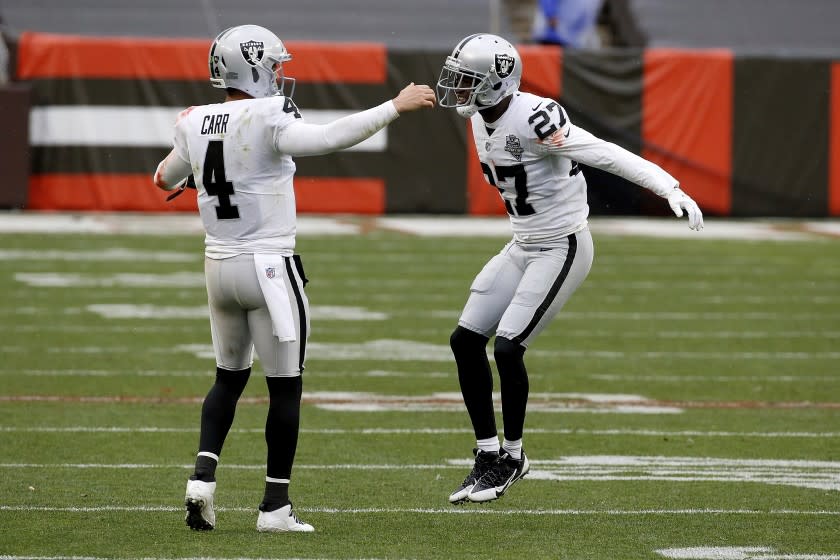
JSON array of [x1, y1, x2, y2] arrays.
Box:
[[153, 24, 435, 532], [437, 33, 703, 504]]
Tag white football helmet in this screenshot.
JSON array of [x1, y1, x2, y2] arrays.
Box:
[[437, 33, 522, 118], [208, 25, 295, 99]]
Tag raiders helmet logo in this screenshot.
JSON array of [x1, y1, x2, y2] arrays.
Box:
[[495, 53, 515, 78], [240, 40, 265, 66]]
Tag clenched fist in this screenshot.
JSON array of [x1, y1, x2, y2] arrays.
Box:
[[393, 82, 436, 114]]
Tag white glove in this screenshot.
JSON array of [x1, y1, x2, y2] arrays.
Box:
[[666, 187, 704, 231]]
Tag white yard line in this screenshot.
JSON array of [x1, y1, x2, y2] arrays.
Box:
[[13, 272, 840, 304], [1, 505, 837, 516], [2, 426, 839, 438], [4, 456, 840, 493], [0, 365, 836, 383], [657, 547, 840, 560], [1, 392, 836, 411], [4, 307, 840, 322], [7, 343, 836, 361], [4, 324, 838, 342], [7, 341, 837, 361]]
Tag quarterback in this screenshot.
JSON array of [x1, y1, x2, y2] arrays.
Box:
[[436, 33, 703, 504], [154, 25, 435, 532]]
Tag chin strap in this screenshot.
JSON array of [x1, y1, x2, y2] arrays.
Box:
[[456, 105, 478, 119]]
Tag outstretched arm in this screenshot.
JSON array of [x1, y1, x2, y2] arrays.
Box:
[[541, 123, 704, 230], [275, 83, 435, 157]]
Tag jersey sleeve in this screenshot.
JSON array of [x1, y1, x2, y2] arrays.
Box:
[[153, 110, 193, 190], [528, 103, 571, 152], [172, 110, 192, 164], [273, 100, 399, 157], [263, 95, 304, 135], [536, 112, 678, 197]]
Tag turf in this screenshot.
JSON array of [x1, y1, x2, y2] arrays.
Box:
[[1, 221, 839, 559]]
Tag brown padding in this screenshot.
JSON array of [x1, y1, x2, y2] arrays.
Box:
[[733, 57, 829, 216], [0, 85, 31, 209], [384, 51, 467, 213], [565, 48, 646, 215]]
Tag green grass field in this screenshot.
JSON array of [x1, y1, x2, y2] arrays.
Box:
[[1, 217, 839, 559]]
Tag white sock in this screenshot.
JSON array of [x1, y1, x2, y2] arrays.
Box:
[[502, 438, 522, 459], [476, 436, 500, 454]]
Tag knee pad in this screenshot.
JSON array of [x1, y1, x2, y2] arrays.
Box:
[[494, 337, 525, 360], [450, 326, 489, 357], [494, 337, 527, 382], [216, 366, 251, 396], [266, 374, 302, 398]]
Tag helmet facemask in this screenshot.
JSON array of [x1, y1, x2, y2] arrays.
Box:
[[271, 60, 296, 99], [437, 57, 496, 112]]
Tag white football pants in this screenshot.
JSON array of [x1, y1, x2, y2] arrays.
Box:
[[458, 228, 594, 346], [205, 254, 309, 376]]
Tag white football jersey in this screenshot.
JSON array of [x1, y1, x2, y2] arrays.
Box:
[[470, 91, 678, 244], [172, 95, 303, 259]]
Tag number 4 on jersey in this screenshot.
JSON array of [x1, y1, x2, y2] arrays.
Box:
[[203, 140, 240, 220]]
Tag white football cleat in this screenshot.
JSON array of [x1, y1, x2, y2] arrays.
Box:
[[256, 503, 314, 533], [184, 479, 216, 531]]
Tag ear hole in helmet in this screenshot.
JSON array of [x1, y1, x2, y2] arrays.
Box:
[[252, 67, 259, 83]]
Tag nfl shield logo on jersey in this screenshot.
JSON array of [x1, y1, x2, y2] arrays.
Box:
[[265, 267, 275, 279], [240, 41, 265, 66], [495, 54, 515, 78]]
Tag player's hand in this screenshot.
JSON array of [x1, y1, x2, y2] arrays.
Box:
[[666, 186, 704, 231], [392, 82, 436, 114]]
